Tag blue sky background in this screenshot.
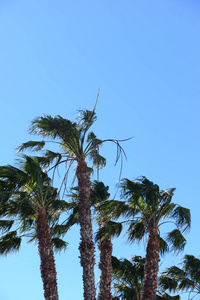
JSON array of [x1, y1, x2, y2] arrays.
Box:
[[0, 1, 200, 299]]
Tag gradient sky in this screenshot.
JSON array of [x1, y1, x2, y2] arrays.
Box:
[[0, 1, 200, 299]]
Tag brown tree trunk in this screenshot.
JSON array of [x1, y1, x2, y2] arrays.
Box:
[[142, 228, 159, 300], [98, 237, 113, 300], [76, 159, 96, 300], [36, 205, 59, 300]]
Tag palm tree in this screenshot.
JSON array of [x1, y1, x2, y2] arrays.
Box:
[[91, 181, 121, 300], [102, 177, 191, 300], [57, 180, 122, 300], [159, 254, 200, 299], [0, 156, 68, 300], [17, 106, 125, 300]]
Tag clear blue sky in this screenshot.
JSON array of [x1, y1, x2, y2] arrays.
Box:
[[0, 1, 200, 299]]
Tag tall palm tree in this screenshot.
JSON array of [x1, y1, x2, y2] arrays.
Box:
[[159, 254, 200, 299], [102, 177, 191, 300], [57, 181, 122, 300], [17, 107, 125, 300], [0, 156, 68, 300]]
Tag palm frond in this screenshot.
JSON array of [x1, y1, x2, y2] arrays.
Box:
[[37, 151, 62, 168], [52, 237, 68, 253], [77, 110, 97, 133], [95, 221, 122, 242], [0, 220, 14, 233], [17, 141, 45, 153], [159, 236, 169, 255], [51, 224, 71, 238], [166, 229, 186, 252], [88, 149, 106, 170], [0, 231, 21, 255], [127, 220, 145, 242], [170, 206, 191, 232], [98, 200, 128, 220], [30, 115, 79, 147], [183, 255, 200, 282]]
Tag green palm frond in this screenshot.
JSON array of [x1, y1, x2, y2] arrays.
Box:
[[95, 221, 123, 242], [127, 220, 145, 242], [51, 224, 71, 238], [88, 149, 106, 170], [91, 181, 110, 202], [30, 115, 79, 143], [20, 218, 35, 233], [64, 209, 80, 229], [17, 141, 45, 153], [159, 267, 181, 292], [0, 231, 21, 255], [159, 236, 169, 255], [159, 262, 197, 295], [0, 220, 14, 232], [166, 229, 186, 252], [36, 151, 62, 168], [98, 200, 128, 220], [0, 165, 27, 188], [170, 206, 191, 232], [52, 237, 68, 253], [183, 255, 200, 283], [77, 109, 97, 133]]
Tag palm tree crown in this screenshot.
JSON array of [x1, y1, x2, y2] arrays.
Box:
[[120, 177, 190, 250], [0, 156, 68, 300]]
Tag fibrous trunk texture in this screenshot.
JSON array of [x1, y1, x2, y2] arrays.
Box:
[[142, 228, 159, 300], [98, 237, 113, 300], [77, 159, 96, 300], [36, 205, 59, 300]]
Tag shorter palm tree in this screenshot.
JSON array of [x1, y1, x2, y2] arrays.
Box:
[[101, 177, 191, 300], [159, 254, 200, 299], [0, 156, 68, 300]]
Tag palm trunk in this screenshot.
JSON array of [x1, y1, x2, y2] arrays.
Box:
[[98, 237, 113, 300], [36, 205, 59, 300], [142, 228, 159, 300], [77, 159, 96, 300]]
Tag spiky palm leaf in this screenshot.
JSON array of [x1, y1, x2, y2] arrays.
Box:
[[159, 255, 200, 299]]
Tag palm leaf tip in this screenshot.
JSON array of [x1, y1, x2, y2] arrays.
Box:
[[52, 238, 68, 253]]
